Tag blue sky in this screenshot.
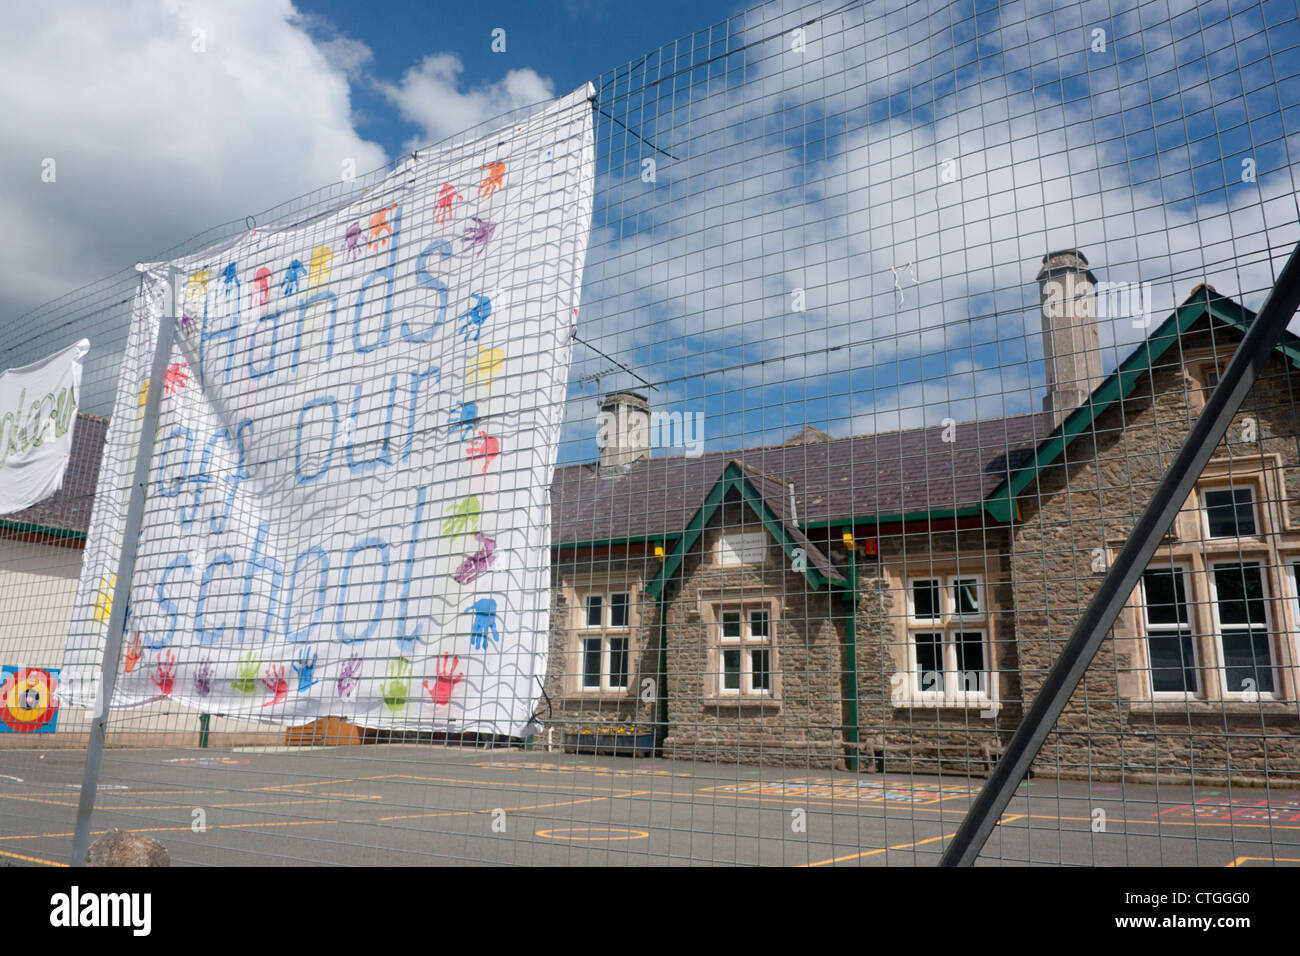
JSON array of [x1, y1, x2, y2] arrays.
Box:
[[296, 0, 746, 159]]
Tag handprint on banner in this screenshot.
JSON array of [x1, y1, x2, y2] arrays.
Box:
[[449, 402, 479, 441], [232, 652, 260, 695], [457, 293, 492, 343], [308, 246, 334, 288], [281, 259, 307, 296], [453, 534, 497, 585], [382, 657, 412, 712], [164, 362, 188, 395], [181, 312, 197, 337], [466, 431, 499, 473], [443, 496, 480, 541], [465, 598, 500, 651], [467, 348, 504, 388], [463, 217, 496, 256], [93, 575, 116, 625], [187, 269, 210, 300], [368, 204, 397, 250], [292, 647, 321, 692], [252, 267, 272, 306], [344, 222, 362, 259], [336, 655, 362, 698], [124, 632, 143, 674], [261, 665, 288, 707], [152, 651, 176, 696], [423, 656, 465, 706], [194, 659, 214, 697], [479, 161, 506, 200], [434, 183, 462, 223], [219, 261, 238, 296]]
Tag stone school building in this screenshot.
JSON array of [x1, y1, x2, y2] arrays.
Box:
[[6, 249, 1300, 782]]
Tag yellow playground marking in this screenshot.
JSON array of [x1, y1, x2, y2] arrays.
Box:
[[536, 827, 650, 842]]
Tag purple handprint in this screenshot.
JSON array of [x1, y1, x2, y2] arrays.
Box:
[[194, 659, 213, 697], [336, 654, 362, 698]]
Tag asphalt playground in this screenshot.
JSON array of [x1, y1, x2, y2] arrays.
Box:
[[2, 743, 1299, 866]]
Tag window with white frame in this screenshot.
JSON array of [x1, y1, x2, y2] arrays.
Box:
[[1139, 567, 1198, 694], [1203, 485, 1258, 539], [716, 606, 773, 696], [1130, 470, 1297, 702], [1210, 562, 1274, 696], [903, 573, 991, 704], [578, 590, 631, 692]]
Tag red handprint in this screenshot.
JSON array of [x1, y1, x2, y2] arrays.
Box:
[[261, 664, 288, 707], [124, 632, 144, 674], [434, 183, 462, 223], [423, 655, 465, 706], [466, 431, 500, 473], [152, 650, 176, 696], [252, 266, 272, 305], [164, 361, 188, 395]]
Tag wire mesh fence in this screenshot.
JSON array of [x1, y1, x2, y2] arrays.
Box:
[[4, 0, 1300, 867]]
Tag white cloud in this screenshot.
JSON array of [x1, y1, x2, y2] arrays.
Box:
[[0, 0, 387, 325], [380, 53, 555, 151]]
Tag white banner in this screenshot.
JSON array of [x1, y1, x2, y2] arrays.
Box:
[[62, 85, 595, 736], [0, 339, 88, 516]]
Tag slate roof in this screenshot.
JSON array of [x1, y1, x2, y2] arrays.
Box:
[[0, 413, 108, 537], [550, 412, 1053, 545]]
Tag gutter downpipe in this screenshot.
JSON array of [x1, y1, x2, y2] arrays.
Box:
[[842, 529, 860, 772]]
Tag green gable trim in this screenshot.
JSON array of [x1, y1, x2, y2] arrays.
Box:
[[645, 461, 840, 597], [982, 287, 1300, 523]]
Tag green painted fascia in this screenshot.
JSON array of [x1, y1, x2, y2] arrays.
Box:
[[552, 533, 675, 552], [981, 287, 1293, 521], [0, 519, 86, 543], [800, 506, 988, 532], [645, 461, 836, 597]]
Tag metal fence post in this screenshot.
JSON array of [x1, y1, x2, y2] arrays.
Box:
[[70, 268, 180, 866], [939, 240, 1300, 866]]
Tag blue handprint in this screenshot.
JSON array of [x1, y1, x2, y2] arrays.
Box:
[[220, 261, 239, 298], [457, 293, 492, 343], [449, 402, 478, 441], [292, 646, 321, 692], [281, 258, 307, 296], [465, 597, 500, 651]]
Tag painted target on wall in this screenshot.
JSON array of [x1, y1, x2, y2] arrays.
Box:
[[0, 666, 60, 733]]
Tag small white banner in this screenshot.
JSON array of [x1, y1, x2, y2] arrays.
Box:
[[0, 339, 88, 516]]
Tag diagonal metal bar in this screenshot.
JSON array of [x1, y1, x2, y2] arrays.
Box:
[[940, 239, 1300, 867], [70, 269, 180, 866]]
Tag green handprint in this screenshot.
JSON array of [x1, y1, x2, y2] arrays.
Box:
[[232, 651, 260, 694], [382, 656, 412, 712], [442, 495, 480, 540]]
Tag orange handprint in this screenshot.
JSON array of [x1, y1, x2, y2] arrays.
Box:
[[124, 632, 144, 673], [479, 161, 505, 200]]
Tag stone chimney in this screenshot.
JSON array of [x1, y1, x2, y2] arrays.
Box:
[[596, 391, 651, 470], [1038, 249, 1104, 425]]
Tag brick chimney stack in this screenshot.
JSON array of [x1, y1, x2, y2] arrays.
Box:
[[1038, 249, 1104, 425], [596, 391, 651, 470]]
